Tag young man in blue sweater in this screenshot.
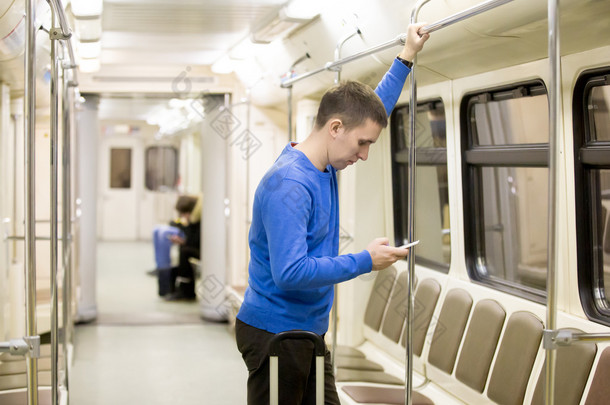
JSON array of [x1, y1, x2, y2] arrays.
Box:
[[236, 23, 430, 404]]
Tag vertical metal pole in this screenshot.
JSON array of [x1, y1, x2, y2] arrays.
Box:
[[62, 75, 74, 405], [284, 53, 310, 143], [49, 9, 60, 405], [405, 55, 416, 405], [544, 0, 560, 404], [330, 28, 360, 371], [406, 2, 430, 404], [11, 112, 19, 262], [24, 0, 39, 404], [331, 66, 341, 375]]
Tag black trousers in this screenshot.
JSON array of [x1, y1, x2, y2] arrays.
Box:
[[175, 245, 199, 297], [235, 319, 341, 405]]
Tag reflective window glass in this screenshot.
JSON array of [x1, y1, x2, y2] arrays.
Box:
[[477, 167, 548, 290], [110, 148, 132, 189], [391, 101, 450, 270], [473, 93, 548, 145], [145, 146, 179, 191], [590, 86, 610, 141]]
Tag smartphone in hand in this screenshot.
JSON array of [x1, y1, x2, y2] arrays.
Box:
[[398, 240, 420, 249]]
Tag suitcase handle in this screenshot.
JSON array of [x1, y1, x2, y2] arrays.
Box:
[[269, 330, 325, 405], [269, 330, 326, 356]]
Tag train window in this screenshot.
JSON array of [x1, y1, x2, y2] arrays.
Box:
[[590, 85, 610, 141], [462, 81, 549, 300], [472, 92, 548, 145], [477, 166, 548, 289], [574, 69, 610, 325], [145, 146, 179, 191], [109, 148, 132, 189], [391, 99, 450, 271]]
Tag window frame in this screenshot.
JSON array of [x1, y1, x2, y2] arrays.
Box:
[[461, 80, 549, 303], [573, 67, 610, 326], [390, 98, 450, 273]]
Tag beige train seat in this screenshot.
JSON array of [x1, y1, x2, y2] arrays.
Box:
[[487, 311, 544, 405], [337, 273, 440, 386], [341, 385, 434, 405], [427, 288, 473, 374], [455, 299, 506, 392], [337, 271, 410, 372], [335, 267, 398, 360], [585, 345, 610, 405], [400, 278, 442, 356], [381, 270, 411, 343], [340, 287, 471, 404]]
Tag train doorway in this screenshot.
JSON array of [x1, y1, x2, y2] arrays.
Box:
[[99, 134, 141, 240]]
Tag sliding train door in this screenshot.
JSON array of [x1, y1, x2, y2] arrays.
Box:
[[99, 135, 141, 241]]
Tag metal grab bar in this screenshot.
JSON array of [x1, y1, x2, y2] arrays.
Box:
[[329, 28, 361, 373], [555, 331, 610, 345], [4, 236, 72, 241], [280, 0, 514, 88], [62, 38, 77, 69], [406, 1, 514, 404], [62, 62, 76, 402], [45, 0, 71, 38], [280, 34, 403, 88], [24, 1, 39, 404], [419, 0, 513, 34], [0, 336, 40, 357], [405, 3, 429, 403], [331, 28, 361, 78], [544, 0, 560, 404], [49, 4, 61, 403], [284, 53, 310, 141], [325, 34, 403, 74], [0, 340, 30, 355]]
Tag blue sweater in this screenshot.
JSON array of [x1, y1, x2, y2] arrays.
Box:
[[237, 59, 411, 335]]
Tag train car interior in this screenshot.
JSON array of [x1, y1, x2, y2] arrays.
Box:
[[1, 0, 610, 404]]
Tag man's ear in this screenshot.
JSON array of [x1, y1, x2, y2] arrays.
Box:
[[328, 118, 343, 139]]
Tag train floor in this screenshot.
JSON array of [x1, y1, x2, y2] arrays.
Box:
[[69, 241, 248, 404]]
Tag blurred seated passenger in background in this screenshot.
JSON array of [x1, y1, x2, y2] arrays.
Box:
[[163, 195, 202, 301], [149, 195, 198, 277]]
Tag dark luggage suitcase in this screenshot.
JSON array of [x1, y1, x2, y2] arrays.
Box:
[[268, 330, 325, 405]]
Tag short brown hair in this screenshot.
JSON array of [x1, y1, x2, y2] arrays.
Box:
[[175, 195, 197, 214], [314, 81, 387, 131]]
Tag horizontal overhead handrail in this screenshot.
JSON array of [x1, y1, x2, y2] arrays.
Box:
[[280, 34, 405, 88], [325, 34, 405, 74], [419, 0, 513, 34], [281, 65, 328, 88], [280, 0, 513, 88]]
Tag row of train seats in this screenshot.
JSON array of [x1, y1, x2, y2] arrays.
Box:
[[336, 266, 610, 405], [0, 343, 57, 404]]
